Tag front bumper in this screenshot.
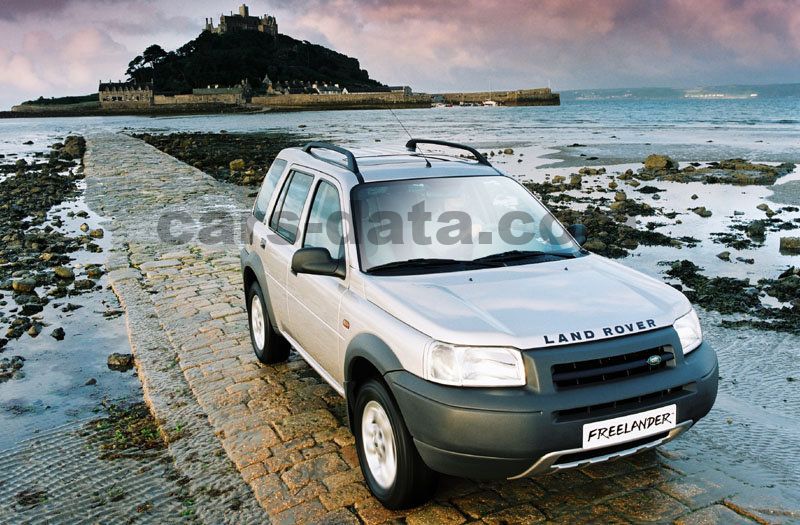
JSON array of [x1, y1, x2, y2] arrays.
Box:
[[387, 328, 718, 480]]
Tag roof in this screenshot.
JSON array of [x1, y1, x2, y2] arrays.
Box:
[[280, 142, 501, 188], [99, 81, 153, 90]]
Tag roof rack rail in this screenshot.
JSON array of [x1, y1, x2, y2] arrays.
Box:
[[405, 139, 492, 166], [302, 142, 364, 183]]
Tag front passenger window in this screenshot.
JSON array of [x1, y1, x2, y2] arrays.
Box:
[[303, 181, 344, 260]]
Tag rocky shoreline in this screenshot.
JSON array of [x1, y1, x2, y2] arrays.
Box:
[[0, 137, 105, 357], [132, 131, 306, 186], [0, 136, 144, 449]]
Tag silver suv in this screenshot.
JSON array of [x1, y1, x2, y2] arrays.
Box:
[[240, 140, 718, 508]]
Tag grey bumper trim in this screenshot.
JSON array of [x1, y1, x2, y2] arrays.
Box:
[[508, 420, 693, 479]]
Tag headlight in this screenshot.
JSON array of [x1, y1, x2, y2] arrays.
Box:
[[424, 342, 525, 387], [674, 309, 702, 355]]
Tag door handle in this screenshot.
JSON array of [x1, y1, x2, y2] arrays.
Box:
[[259, 237, 266, 249]]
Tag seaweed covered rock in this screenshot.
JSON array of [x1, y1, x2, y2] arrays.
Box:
[[644, 154, 678, 171]]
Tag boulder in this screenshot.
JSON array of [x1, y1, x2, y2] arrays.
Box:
[[89, 228, 104, 239], [60, 136, 85, 159], [717, 251, 731, 261], [107, 353, 135, 371], [780, 237, 800, 254], [691, 207, 712, 218], [73, 279, 95, 290], [51, 327, 65, 341], [11, 278, 36, 293], [746, 220, 766, 239], [54, 267, 75, 280], [644, 154, 678, 170]]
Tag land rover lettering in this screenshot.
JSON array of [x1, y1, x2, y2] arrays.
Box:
[[543, 319, 658, 345]]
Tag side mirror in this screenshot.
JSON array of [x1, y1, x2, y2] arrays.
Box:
[[291, 247, 346, 279], [567, 224, 587, 246]]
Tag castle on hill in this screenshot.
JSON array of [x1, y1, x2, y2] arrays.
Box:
[[204, 4, 277, 37]]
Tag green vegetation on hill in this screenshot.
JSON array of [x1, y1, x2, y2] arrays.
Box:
[[21, 94, 97, 106], [126, 31, 386, 94]]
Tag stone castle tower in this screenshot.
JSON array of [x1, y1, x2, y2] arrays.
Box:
[[204, 4, 278, 37]]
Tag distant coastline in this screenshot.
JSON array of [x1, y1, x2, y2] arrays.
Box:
[[2, 88, 560, 119]]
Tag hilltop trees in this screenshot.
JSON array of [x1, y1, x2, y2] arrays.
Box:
[[125, 31, 384, 94]]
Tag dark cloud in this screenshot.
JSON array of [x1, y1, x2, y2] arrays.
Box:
[[0, 0, 144, 21], [0, 0, 798, 110]]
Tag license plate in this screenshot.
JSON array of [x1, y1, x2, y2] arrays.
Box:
[[582, 404, 676, 450]]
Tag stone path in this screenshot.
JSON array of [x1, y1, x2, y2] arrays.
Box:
[[83, 133, 799, 524]]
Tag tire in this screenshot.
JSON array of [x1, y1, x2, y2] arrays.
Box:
[[354, 379, 438, 509], [247, 281, 290, 364]]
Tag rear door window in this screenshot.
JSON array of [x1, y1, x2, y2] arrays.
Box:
[[253, 159, 287, 222], [269, 171, 314, 243]]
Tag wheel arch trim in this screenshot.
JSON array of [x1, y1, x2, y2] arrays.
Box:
[[344, 333, 404, 432], [240, 248, 278, 330]]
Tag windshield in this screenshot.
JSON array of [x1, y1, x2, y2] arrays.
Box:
[[351, 175, 581, 273]]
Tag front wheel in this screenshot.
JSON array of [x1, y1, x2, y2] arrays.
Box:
[[354, 379, 438, 509], [247, 281, 289, 364]]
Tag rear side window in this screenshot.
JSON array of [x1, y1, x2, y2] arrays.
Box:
[[253, 159, 287, 222], [269, 171, 314, 243]]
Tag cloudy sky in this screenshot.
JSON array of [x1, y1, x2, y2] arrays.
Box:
[[1, 0, 798, 109]]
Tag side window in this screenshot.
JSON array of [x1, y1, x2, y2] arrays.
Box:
[[303, 181, 344, 260], [269, 171, 314, 243], [253, 159, 287, 222]]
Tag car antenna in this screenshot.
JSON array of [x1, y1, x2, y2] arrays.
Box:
[[386, 104, 431, 168]]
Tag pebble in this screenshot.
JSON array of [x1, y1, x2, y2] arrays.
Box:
[[51, 327, 65, 340]]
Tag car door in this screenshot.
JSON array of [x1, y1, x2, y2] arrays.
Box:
[[286, 176, 348, 384], [259, 169, 314, 331]]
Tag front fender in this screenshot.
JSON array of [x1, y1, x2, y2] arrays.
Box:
[[343, 333, 404, 431]]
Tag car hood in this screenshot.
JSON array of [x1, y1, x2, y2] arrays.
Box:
[[363, 255, 691, 349]]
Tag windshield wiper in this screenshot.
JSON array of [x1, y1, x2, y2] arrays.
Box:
[[366, 258, 499, 274], [473, 250, 577, 264]]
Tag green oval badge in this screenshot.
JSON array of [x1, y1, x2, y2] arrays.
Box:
[[647, 355, 663, 366]]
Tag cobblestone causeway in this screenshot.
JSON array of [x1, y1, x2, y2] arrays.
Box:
[[83, 133, 797, 524]]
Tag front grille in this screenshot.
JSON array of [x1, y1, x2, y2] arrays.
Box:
[[554, 384, 693, 422], [551, 346, 674, 390]]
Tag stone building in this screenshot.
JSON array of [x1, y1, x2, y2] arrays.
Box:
[[388, 86, 413, 96], [266, 79, 348, 96], [204, 4, 277, 37], [98, 81, 154, 108]]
